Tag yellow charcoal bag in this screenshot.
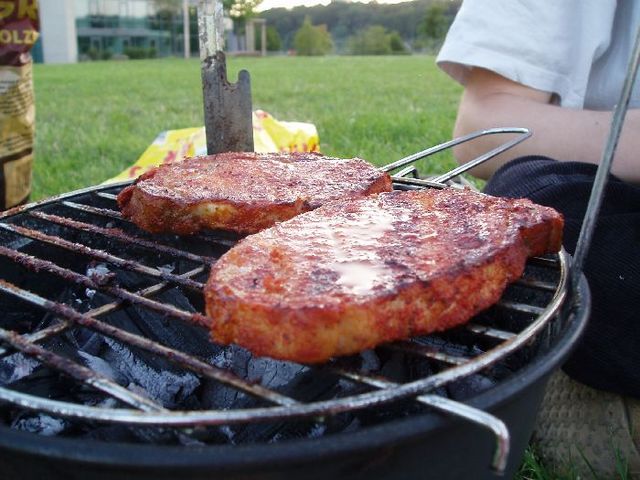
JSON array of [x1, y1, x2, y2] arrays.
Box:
[[105, 110, 320, 184]]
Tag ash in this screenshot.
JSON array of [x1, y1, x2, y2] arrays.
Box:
[[0, 353, 39, 384], [13, 414, 66, 436]]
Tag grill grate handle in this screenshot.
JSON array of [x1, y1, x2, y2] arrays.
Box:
[[381, 127, 531, 187]]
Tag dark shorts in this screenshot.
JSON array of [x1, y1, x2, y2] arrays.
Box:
[[484, 156, 640, 398]]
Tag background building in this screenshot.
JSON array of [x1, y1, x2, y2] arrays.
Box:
[[36, 0, 200, 63]]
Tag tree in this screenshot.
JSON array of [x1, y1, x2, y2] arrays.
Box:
[[261, 0, 461, 53], [388, 31, 408, 54], [228, 0, 263, 50], [347, 25, 391, 55], [417, 2, 451, 52], [267, 25, 282, 51], [293, 16, 333, 56], [260, 25, 282, 51], [347, 25, 407, 55], [229, 0, 262, 23]]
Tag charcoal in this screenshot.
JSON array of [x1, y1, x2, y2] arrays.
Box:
[[447, 374, 496, 400], [12, 413, 66, 436], [101, 338, 200, 409], [0, 352, 39, 384]]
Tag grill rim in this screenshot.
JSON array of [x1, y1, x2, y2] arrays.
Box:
[[0, 274, 589, 469], [0, 180, 135, 220]]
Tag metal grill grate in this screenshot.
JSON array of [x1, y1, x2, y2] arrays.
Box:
[[0, 178, 570, 473]]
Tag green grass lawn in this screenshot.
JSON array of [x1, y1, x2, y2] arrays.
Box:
[[33, 55, 462, 201]]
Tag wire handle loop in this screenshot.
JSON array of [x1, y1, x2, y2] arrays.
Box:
[[381, 127, 531, 186]]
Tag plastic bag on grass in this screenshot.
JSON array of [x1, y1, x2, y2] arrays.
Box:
[[105, 110, 320, 184]]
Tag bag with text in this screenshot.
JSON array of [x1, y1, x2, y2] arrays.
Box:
[[0, 0, 39, 209]]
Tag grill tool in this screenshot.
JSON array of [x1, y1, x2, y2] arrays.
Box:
[[199, 0, 254, 154]]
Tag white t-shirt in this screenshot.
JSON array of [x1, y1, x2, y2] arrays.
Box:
[[436, 0, 640, 110]]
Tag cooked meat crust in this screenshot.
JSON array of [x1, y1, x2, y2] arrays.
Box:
[[117, 152, 392, 235], [205, 188, 564, 363]]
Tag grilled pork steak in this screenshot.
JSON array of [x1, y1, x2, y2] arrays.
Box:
[[205, 188, 563, 363], [117, 152, 392, 235]]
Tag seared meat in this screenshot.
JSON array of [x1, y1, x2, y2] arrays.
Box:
[[205, 188, 563, 363], [117, 152, 392, 235]]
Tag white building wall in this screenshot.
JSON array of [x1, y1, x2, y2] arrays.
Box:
[[40, 0, 78, 64]]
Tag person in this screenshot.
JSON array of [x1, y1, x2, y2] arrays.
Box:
[[436, 1, 640, 476]]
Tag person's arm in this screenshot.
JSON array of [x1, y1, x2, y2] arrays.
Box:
[[453, 67, 640, 183]]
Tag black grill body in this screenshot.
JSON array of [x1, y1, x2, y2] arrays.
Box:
[[0, 183, 590, 480], [0, 293, 587, 480]]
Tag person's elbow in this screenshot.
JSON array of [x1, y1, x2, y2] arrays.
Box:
[[448, 68, 553, 180]]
